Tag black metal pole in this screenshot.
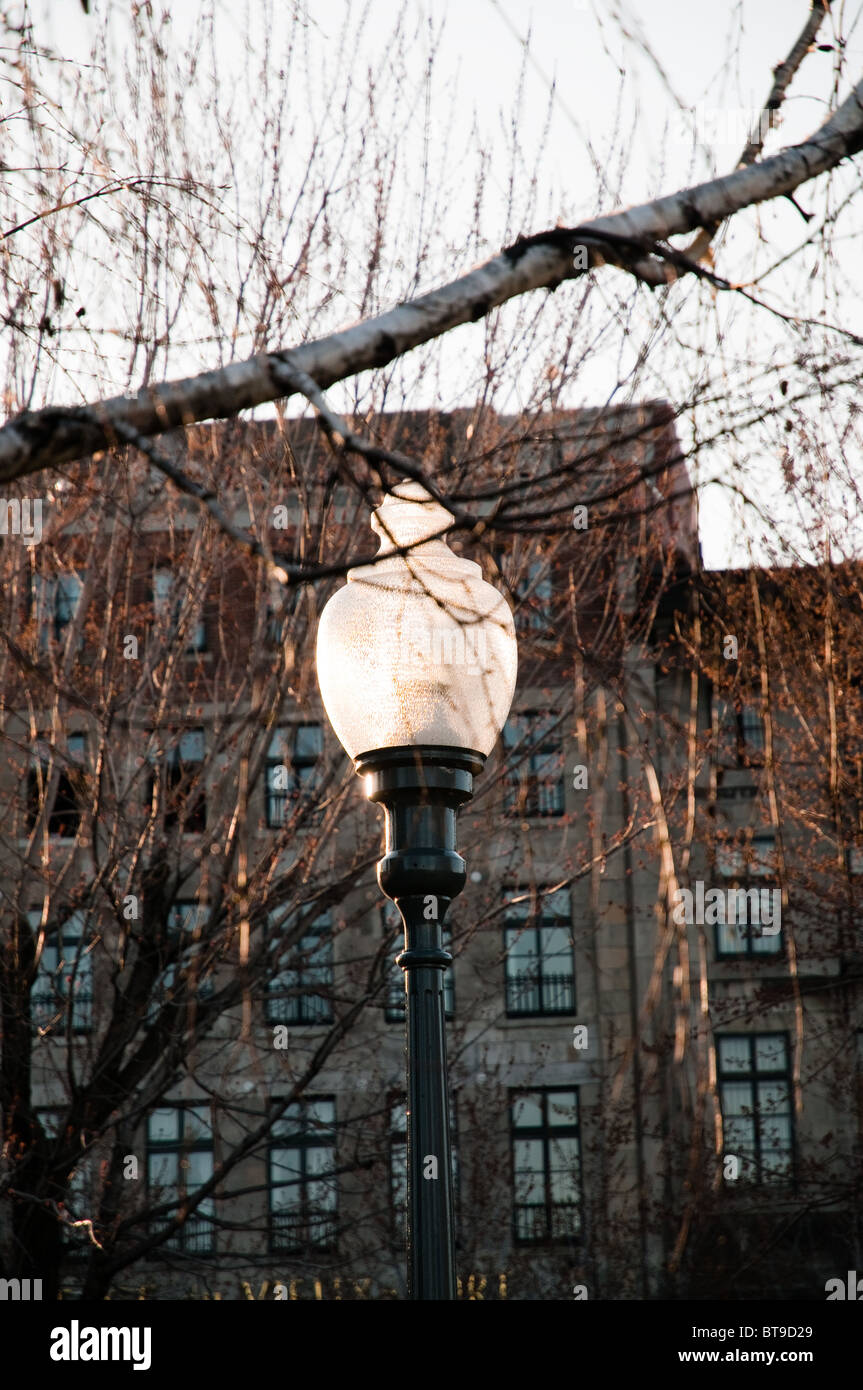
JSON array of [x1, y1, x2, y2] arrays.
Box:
[[355, 744, 484, 1301], [397, 893, 456, 1299]]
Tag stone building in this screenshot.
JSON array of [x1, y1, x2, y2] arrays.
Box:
[[3, 402, 861, 1300]]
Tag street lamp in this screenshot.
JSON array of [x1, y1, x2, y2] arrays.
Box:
[[315, 479, 517, 1300]]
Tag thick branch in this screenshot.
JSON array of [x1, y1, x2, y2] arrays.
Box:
[[1, 74, 862, 483], [739, 0, 829, 168], [685, 0, 830, 260]]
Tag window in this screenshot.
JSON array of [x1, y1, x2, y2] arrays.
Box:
[[511, 1088, 582, 1243], [153, 566, 206, 652], [716, 833, 776, 880], [146, 1104, 214, 1252], [717, 1034, 793, 1183], [741, 704, 766, 754], [715, 835, 782, 957], [518, 559, 554, 631], [504, 889, 575, 1016], [148, 901, 213, 1020], [715, 697, 765, 767], [715, 899, 782, 958], [265, 724, 323, 827], [389, 1093, 459, 1243], [27, 733, 86, 839], [265, 598, 285, 647], [269, 1098, 337, 1252], [29, 909, 93, 1034], [265, 578, 291, 647], [502, 711, 565, 818], [37, 1108, 97, 1249], [161, 729, 206, 833], [331, 487, 357, 525], [267, 909, 333, 1024], [167, 900, 203, 935], [389, 1099, 408, 1241], [33, 571, 85, 650], [382, 901, 454, 1022], [496, 549, 555, 634]]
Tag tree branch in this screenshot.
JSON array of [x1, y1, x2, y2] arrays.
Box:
[[684, 0, 831, 261], [0, 73, 861, 483]]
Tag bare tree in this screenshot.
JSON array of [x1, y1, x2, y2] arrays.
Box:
[[1, 0, 863, 1302]]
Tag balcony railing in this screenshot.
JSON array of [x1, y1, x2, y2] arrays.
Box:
[[270, 1209, 337, 1252], [152, 1215, 214, 1254], [505, 972, 575, 1017], [514, 1201, 580, 1242], [267, 990, 332, 1025]]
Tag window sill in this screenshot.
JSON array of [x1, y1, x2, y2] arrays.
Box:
[[513, 1232, 583, 1247], [503, 1010, 577, 1024], [715, 953, 785, 963], [265, 1014, 334, 1028]]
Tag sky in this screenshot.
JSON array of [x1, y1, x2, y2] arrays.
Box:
[[13, 0, 863, 568]]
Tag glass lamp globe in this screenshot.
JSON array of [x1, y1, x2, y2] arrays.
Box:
[[315, 480, 518, 759]]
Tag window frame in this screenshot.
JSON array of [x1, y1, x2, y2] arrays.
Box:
[[715, 695, 766, 768], [148, 900, 213, 1018], [266, 908, 334, 1025], [716, 1032, 794, 1186], [503, 888, 575, 1018], [26, 733, 86, 840], [152, 565, 207, 653], [36, 1106, 96, 1252], [502, 710, 566, 819], [509, 1086, 582, 1245], [268, 1096, 338, 1254], [494, 548, 556, 634], [29, 909, 93, 1034], [518, 558, 554, 632], [32, 570, 86, 650], [714, 835, 783, 959], [264, 723, 324, 828], [145, 1102, 215, 1254], [156, 728, 206, 834]]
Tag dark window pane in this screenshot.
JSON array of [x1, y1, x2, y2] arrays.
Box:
[[267, 911, 333, 1024], [270, 1098, 338, 1253], [717, 1035, 793, 1185], [502, 712, 565, 818], [162, 729, 206, 832], [510, 1088, 581, 1244], [505, 891, 574, 1016], [741, 704, 765, 751], [266, 724, 323, 827], [29, 911, 92, 1033], [153, 567, 207, 652], [146, 1103, 215, 1252]]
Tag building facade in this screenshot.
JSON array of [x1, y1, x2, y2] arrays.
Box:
[[2, 403, 861, 1300]]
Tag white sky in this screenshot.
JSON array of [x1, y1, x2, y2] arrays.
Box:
[[14, 0, 863, 568]]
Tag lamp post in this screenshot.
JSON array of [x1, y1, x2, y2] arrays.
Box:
[[315, 480, 517, 1300]]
